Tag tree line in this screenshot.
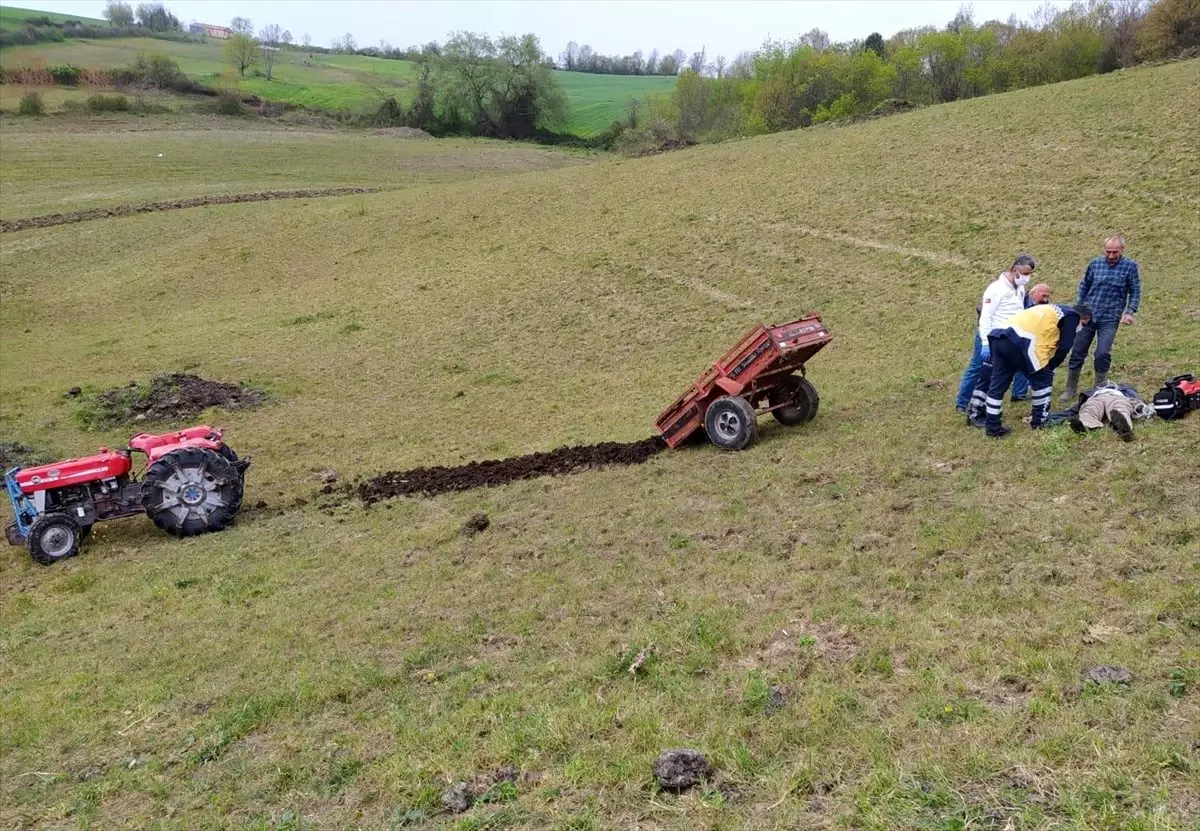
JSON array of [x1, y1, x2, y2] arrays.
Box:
[[617, 0, 1200, 152]]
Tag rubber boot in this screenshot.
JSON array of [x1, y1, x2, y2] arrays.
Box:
[[1094, 371, 1108, 388], [1110, 410, 1134, 442], [1060, 368, 1080, 403]]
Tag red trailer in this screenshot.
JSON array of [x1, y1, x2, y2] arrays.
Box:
[[655, 313, 833, 450]]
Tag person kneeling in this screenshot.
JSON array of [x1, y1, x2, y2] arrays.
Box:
[[982, 304, 1092, 437]]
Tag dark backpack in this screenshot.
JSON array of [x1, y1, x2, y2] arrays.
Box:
[[1152, 374, 1200, 420]]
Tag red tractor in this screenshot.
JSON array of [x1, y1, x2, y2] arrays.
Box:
[[4, 426, 248, 565]]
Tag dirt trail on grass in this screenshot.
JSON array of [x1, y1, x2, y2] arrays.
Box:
[[0, 188, 384, 233], [358, 437, 667, 502]]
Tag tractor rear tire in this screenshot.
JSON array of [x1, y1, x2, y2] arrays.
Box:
[[141, 447, 243, 538], [217, 444, 244, 512], [769, 375, 820, 426], [705, 395, 758, 451], [27, 513, 82, 566]]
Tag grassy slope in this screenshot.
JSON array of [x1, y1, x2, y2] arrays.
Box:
[[0, 3, 105, 30], [0, 28, 675, 134], [0, 61, 1198, 830], [0, 118, 586, 218]]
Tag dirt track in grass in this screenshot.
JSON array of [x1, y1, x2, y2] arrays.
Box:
[[358, 437, 668, 502], [0, 187, 382, 233]]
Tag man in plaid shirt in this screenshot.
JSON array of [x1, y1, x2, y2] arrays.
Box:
[[1061, 236, 1141, 401]]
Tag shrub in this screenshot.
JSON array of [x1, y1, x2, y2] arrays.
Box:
[[213, 91, 246, 116], [18, 92, 45, 116], [10, 63, 53, 86], [49, 64, 83, 86], [87, 94, 130, 111], [133, 52, 184, 89]]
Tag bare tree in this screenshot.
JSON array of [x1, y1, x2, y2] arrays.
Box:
[[799, 28, 830, 50], [645, 48, 659, 74], [714, 54, 727, 78], [301, 32, 312, 49], [281, 29, 293, 46], [342, 32, 357, 53], [560, 40, 579, 70], [103, 0, 134, 26], [689, 47, 707, 74], [230, 16, 252, 35], [260, 23, 281, 79]]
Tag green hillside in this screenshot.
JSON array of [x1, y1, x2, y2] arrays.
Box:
[[0, 60, 1198, 830], [0, 3, 104, 30], [0, 23, 675, 134]]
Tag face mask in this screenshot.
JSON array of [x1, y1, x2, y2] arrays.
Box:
[[1016, 274, 1030, 287]]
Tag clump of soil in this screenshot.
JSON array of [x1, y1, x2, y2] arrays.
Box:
[[83, 373, 264, 427], [653, 749, 713, 791], [358, 437, 666, 502], [441, 766, 532, 814], [0, 440, 46, 469], [460, 511, 490, 536], [441, 782, 474, 813], [1083, 664, 1134, 685]]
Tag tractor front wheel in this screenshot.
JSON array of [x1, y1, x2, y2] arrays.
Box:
[[27, 513, 82, 566], [769, 375, 820, 426], [141, 447, 243, 537], [705, 395, 758, 451]]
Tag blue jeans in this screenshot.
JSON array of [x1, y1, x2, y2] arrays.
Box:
[[1068, 319, 1119, 374], [957, 334, 1029, 410]]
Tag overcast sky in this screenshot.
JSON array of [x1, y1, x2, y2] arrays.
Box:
[[30, 1, 1065, 59]]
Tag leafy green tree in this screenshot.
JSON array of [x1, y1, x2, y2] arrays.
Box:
[[1137, 0, 1200, 59], [436, 32, 565, 138], [225, 33, 258, 77], [864, 32, 885, 57]]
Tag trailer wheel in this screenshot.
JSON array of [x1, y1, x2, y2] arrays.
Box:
[[705, 395, 758, 451], [142, 447, 243, 538], [27, 513, 82, 566], [769, 375, 820, 426]]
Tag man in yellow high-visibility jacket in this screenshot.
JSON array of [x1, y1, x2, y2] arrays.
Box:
[[981, 303, 1093, 437]]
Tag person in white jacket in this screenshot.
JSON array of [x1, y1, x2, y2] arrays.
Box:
[[967, 254, 1037, 426]]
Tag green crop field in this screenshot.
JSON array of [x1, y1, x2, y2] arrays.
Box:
[[0, 16, 676, 134], [1, 59, 1198, 831], [548, 70, 676, 135]]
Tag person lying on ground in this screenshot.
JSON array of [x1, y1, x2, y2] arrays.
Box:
[[965, 255, 1037, 424], [1070, 385, 1135, 441], [980, 303, 1092, 438]]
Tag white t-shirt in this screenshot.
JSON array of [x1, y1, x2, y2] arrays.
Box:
[[979, 273, 1026, 341]]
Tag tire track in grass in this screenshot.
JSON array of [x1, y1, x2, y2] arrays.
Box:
[[767, 222, 972, 268], [0, 187, 386, 233]]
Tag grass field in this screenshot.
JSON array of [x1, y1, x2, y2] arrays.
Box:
[[1, 58, 1198, 831], [0, 116, 584, 218], [0, 21, 676, 134], [0, 3, 104, 30]]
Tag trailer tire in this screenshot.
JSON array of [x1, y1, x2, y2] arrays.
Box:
[[769, 375, 820, 426], [27, 513, 82, 566], [705, 395, 758, 451], [142, 447, 243, 538]]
